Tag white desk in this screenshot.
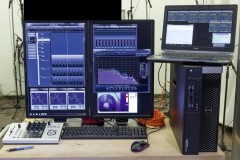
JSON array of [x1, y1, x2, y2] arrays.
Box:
[[0, 119, 225, 160]]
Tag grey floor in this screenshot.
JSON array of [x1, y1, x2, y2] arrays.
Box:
[[0, 97, 26, 148], [0, 96, 233, 159]]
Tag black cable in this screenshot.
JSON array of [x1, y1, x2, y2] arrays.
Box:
[[195, 0, 199, 5], [20, 107, 25, 122], [160, 103, 169, 111], [218, 119, 233, 139], [132, 0, 140, 17], [9, 0, 21, 113], [19, 0, 24, 24], [154, 99, 165, 104], [127, 0, 134, 20], [158, 63, 170, 95], [21, 51, 24, 61], [16, 39, 23, 98], [219, 65, 229, 151], [230, 61, 237, 75], [157, 63, 163, 86], [132, 117, 165, 143], [145, 0, 148, 19], [105, 120, 115, 127], [146, 126, 165, 143], [0, 99, 15, 110]]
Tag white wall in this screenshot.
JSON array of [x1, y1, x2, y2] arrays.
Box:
[[122, 0, 240, 127], [0, 0, 24, 96]]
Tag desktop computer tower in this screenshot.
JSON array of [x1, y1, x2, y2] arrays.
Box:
[[169, 64, 222, 155]]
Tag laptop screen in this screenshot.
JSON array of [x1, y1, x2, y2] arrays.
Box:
[[161, 5, 238, 53]]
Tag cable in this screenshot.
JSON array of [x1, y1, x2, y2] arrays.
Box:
[[160, 103, 169, 111], [21, 51, 24, 61], [20, 107, 26, 122], [218, 119, 233, 140], [159, 81, 170, 109], [137, 109, 165, 128], [195, 0, 199, 5], [132, 0, 140, 17], [229, 61, 237, 75], [127, 0, 134, 20], [8, 0, 21, 113], [158, 63, 170, 95], [148, 3, 150, 19], [146, 126, 165, 143], [98, 118, 115, 126], [219, 65, 230, 152]]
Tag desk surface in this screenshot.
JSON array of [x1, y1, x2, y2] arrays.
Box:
[[0, 119, 225, 160]]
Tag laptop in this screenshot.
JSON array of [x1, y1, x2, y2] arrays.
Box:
[[147, 5, 238, 65]]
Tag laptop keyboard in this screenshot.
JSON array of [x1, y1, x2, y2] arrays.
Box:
[[161, 52, 233, 60]]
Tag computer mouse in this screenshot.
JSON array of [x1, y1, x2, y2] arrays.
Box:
[[131, 141, 150, 152]]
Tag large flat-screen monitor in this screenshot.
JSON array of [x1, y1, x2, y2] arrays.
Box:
[[161, 5, 238, 53], [24, 21, 89, 122], [89, 20, 154, 118]]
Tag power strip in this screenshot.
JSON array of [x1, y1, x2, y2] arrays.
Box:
[[2, 122, 63, 144]]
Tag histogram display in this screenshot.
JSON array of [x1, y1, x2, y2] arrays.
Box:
[[94, 54, 149, 92], [98, 69, 138, 85], [96, 56, 139, 85]]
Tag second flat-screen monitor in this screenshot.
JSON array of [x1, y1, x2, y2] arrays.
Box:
[[90, 20, 154, 118], [24, 20, 154, 121]]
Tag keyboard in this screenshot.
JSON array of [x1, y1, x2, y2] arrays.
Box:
[[61, 126, 147, 139]]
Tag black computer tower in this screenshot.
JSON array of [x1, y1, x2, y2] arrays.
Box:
[[169, 64, 222, 155]]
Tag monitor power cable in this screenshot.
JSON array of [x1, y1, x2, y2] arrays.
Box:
[[218, 62, 234, 152]]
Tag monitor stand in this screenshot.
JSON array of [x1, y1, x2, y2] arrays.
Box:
[[53, 118, 82, 127], [53, 118, 67, 123], [82, 117, 104, 126], [115, 118, 128, 125]]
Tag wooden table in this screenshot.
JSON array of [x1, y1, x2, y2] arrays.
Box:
[[0, 119, 225, 160]]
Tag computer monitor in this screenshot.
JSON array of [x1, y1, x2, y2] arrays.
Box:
[[161, 5, 238, 53], [24, 21, 90, 122], [89, 20, 154, 118]]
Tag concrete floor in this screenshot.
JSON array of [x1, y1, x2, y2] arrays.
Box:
[[0, 96, 233, 159], [0, 97, 26, 148]]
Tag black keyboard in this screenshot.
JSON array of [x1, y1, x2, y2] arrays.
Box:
[[61, 126, 147, 139]]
